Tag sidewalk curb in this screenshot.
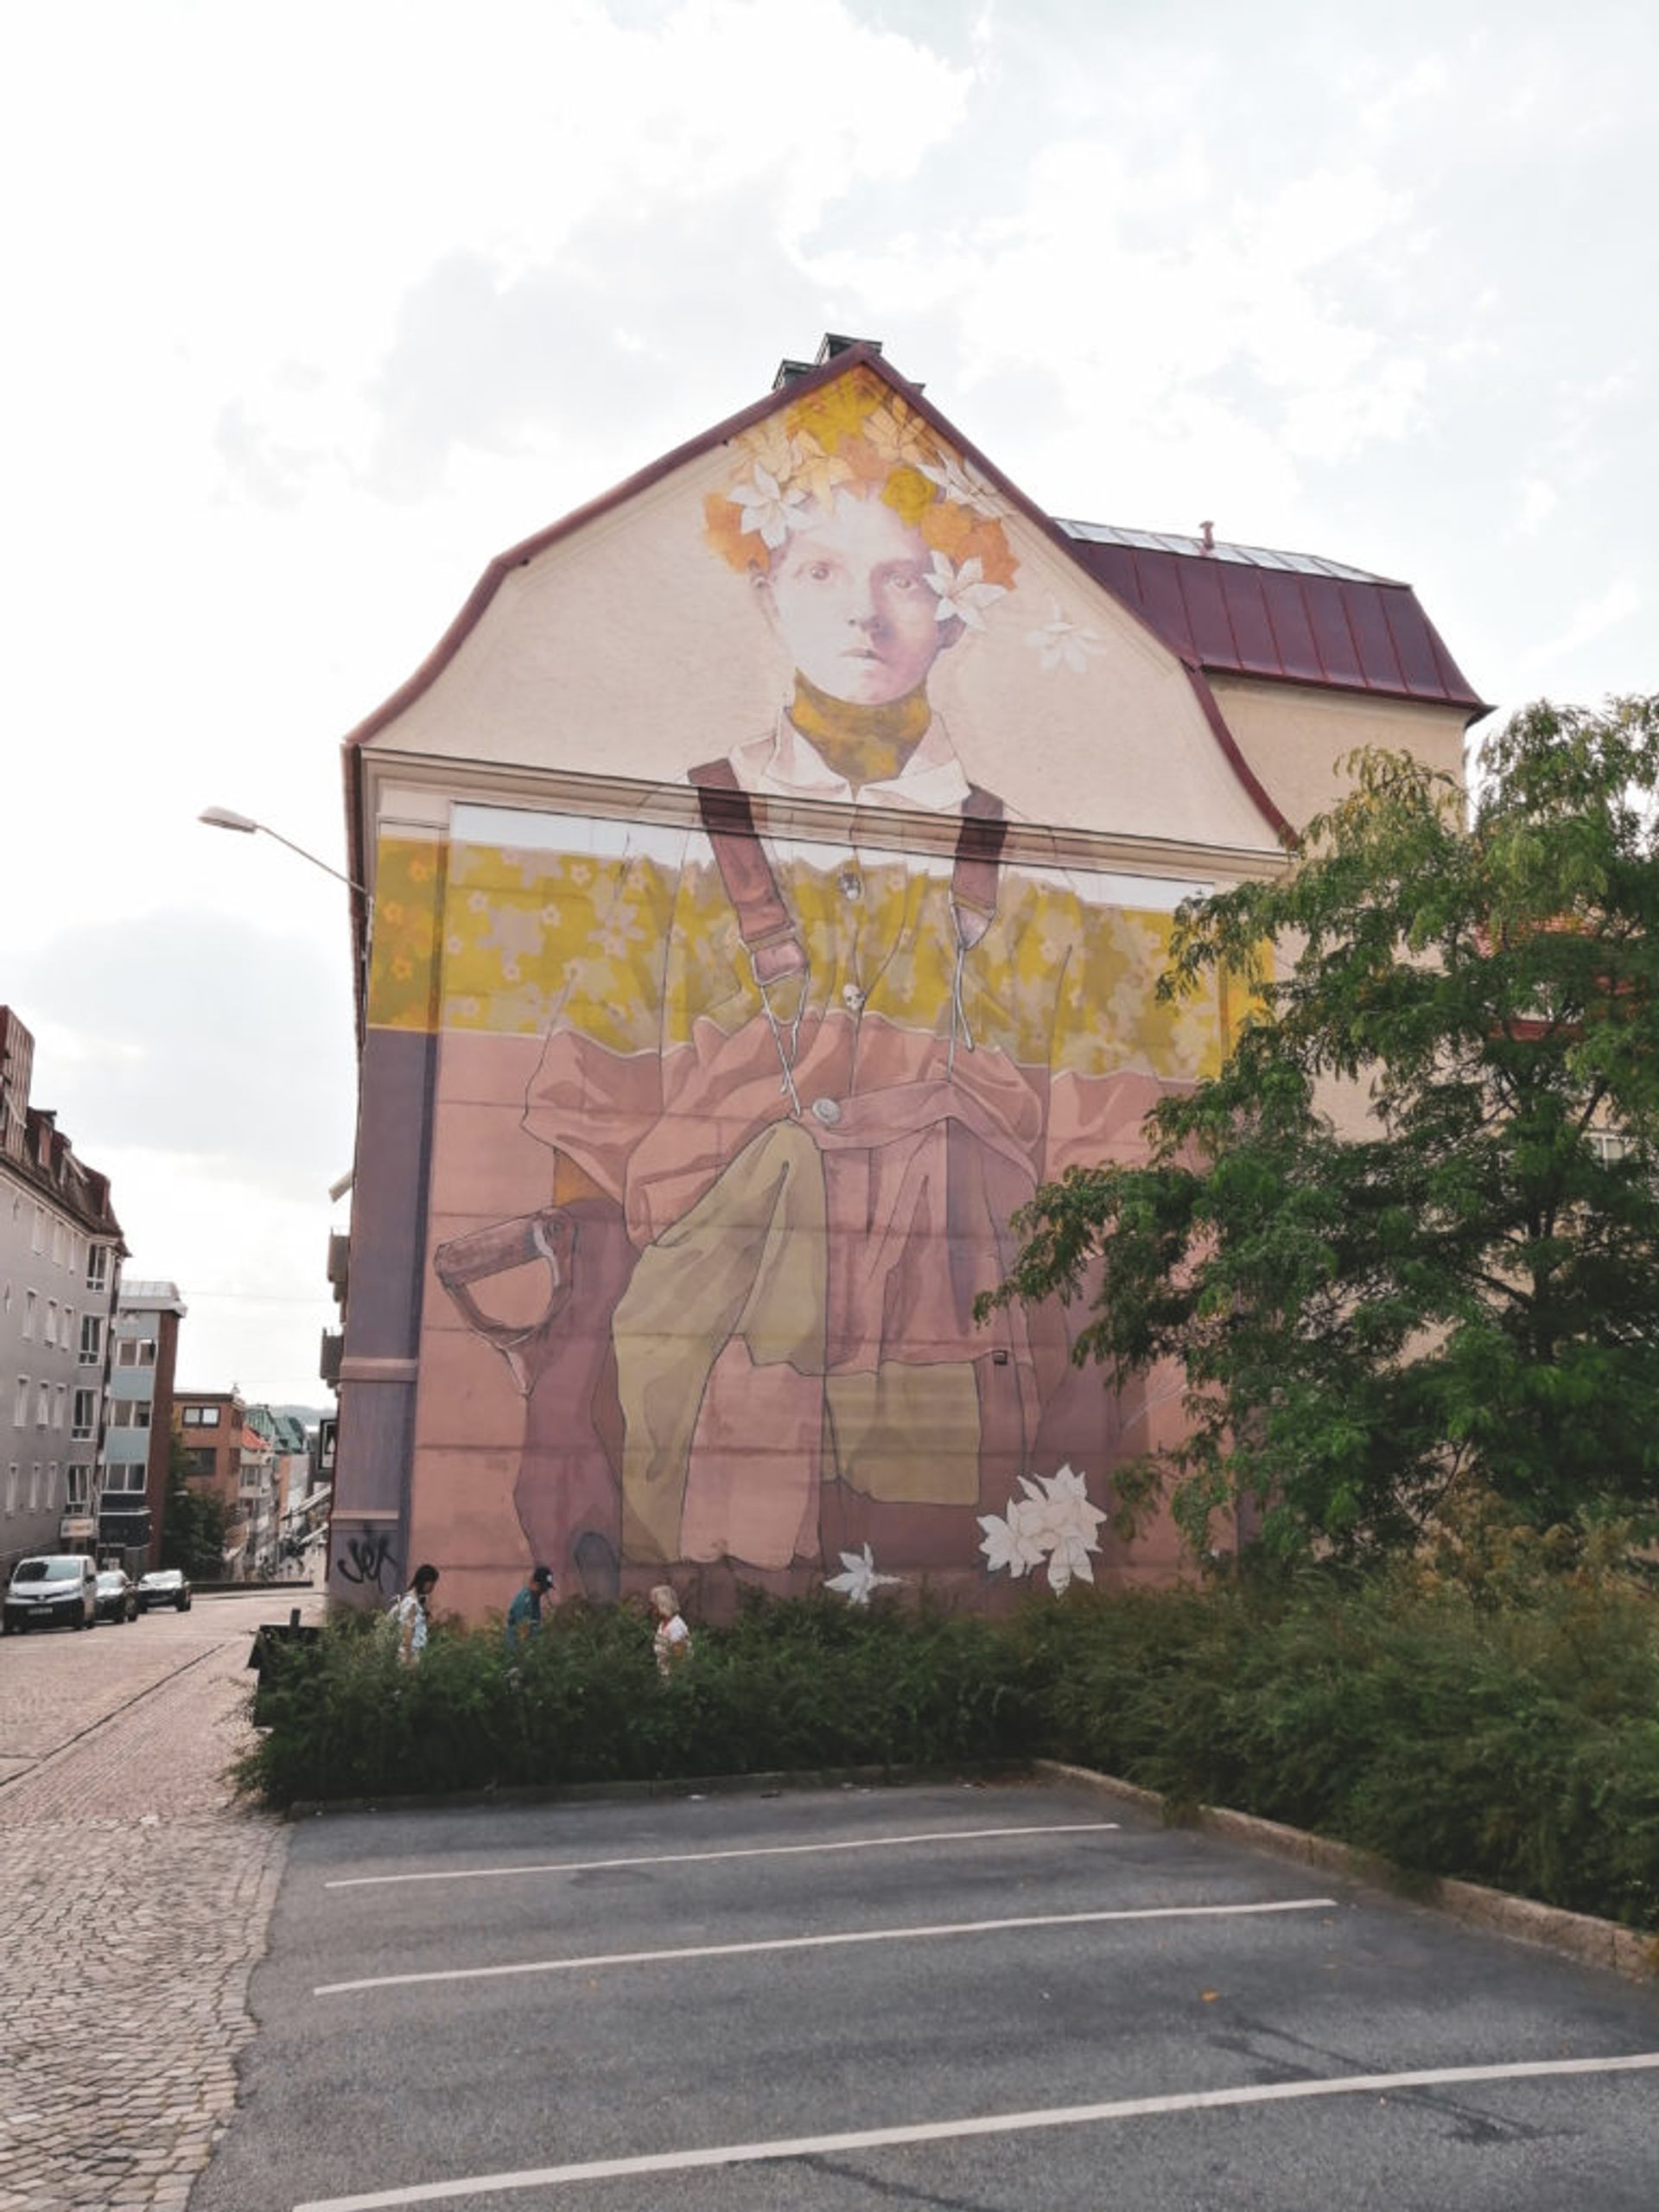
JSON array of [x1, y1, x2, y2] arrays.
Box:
[[1033, 1758, 1658, 1984], [283, 1760, 1026, 1820]]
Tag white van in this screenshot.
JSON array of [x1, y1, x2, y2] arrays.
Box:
[[3, 1554, 99, 1634]]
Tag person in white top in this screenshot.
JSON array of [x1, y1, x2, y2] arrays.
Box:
[[396, 1563, 440, 1666], [651, 1584, 692, 1677]]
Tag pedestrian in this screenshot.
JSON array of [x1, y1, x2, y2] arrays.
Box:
[[396, 1563, 440, 1666], [505, 1563, 555, 1652], [651, 1583, 692, 1677]]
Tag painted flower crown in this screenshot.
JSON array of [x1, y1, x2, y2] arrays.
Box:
[[704, 365, 1018, 632]]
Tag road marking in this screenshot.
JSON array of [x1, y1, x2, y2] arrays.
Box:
[[314, 1895, 1337, 1995], [322, 1820, 1122, 1891], [290, 2050, 1659, 2209]]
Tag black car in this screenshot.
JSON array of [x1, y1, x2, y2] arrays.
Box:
[[136, 1568, 193, 1613], [94, 1568, 140, 1624]]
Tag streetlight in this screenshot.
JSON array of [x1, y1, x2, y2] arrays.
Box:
[[198, 806, 371, 903], [200, 806, 370, 1205]]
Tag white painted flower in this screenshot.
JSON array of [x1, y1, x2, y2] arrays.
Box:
[[977, 1503, 1047, 1578], [919, 448, 1004, 518], [980, 1464, 1107, 1594], [927, 551, 1007, 630], [823, 1543, 904, 1606], [1027, 599, 1107, 673], [731, 464, 809, 550]]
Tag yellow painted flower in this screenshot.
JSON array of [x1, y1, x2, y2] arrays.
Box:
[[785, 368, 882, 454]]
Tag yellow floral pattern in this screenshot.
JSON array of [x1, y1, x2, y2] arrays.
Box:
[[370, 829, 1244, 1084]]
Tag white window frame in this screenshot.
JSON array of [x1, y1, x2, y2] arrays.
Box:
[[12, 1377, 27, 1427], [22, 1289, 36, 1341], [72, 1388, 98, 1440], [79, 1313, 103, 1365]]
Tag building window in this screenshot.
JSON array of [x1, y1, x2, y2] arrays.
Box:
[[44, 1463, 58, 1509], [182, 1405, 221, 1427], [116, 1337, 158, 1369], [45, 1299, 59, 1348], [109, 1401, 151, 1430], [35, 1382, 49, 1428], [22, 1289, 36, 1341], [4, 1465, 16, 1516], [53, 1221, 67, 1268], [54, 1383, 66, 1429], [186, 1447, 218, 1478], [66, 1465, 91, 1507], [29, 1463, 41, 1510], [72, 1388, 98, 1440], [86, 1245, 108, 1294], [13, 1377, 27, 1427], [79, 1314, 103, 1364], [105, 1464, 146, 1493], [33, 1205, 45, 1255]]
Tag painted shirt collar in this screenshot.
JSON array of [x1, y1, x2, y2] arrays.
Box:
[[729, 710, 973, 814]]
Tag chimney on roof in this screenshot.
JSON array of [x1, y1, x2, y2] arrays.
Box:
[[772, 334, 886, 391], [1199, 520, 1216, 554]]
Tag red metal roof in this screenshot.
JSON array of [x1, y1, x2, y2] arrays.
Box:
[[1059, 521, 1488, 715]]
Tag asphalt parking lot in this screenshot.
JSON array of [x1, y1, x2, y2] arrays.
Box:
[[194, 1777, 1659, 2212]]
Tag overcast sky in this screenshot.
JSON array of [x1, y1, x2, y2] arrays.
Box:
[[4, 0, 1654, 1404]]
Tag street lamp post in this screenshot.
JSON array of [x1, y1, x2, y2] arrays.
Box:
[[197, 807, 371, 904]]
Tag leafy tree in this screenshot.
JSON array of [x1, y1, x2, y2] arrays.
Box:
[[980, 697, 1659, 1563], [159, 1432, 229, 1580]]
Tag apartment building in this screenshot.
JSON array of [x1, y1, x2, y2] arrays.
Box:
[[102, 1281, 187, 1570], [173, 1389, 283, 1578], [0, 1007, 124, 1580]]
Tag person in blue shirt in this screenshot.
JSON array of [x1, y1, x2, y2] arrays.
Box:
[[505, 1563, 555, 1651]]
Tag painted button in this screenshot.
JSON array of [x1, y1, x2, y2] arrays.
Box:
[[810, 1097, 843, 1127], [841, 984, 865, 1013]]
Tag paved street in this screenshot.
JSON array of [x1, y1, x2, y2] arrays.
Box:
[[198, 1779, 1659, 2212], [0, 1587, 321, 2212]]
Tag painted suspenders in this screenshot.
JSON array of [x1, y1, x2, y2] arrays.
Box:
[[690, 757, 1007, 1110]]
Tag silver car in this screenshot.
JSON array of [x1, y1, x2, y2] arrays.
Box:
[[3, 1554, 98, 1634]]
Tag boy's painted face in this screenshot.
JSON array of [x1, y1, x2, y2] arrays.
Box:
[[761, 492, 957, 706]]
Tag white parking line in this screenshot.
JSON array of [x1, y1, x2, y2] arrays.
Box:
[[290, 2049, 1659, 2209], [314, 1895, 1338, 1995], [322, 1820, 1122, 1891]]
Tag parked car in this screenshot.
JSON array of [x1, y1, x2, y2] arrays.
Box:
[[3, 1554, 99, 1633], [136, 1568, 193, 1614], [94, 1567, 140, 1624]]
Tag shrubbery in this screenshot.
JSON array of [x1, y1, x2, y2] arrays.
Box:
[[239, 1568, 1659, 1932], [238, 1592, 1033, 1809]]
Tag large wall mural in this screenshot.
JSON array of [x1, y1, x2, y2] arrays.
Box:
[[365, 365, 1243, 1611]]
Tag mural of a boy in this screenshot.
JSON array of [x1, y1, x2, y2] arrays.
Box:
[[434, 369, 1206, 1600]]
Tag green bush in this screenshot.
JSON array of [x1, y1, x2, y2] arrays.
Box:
[[238, 1573, 1659, 1932], [236, 1592, 1033, 1809]]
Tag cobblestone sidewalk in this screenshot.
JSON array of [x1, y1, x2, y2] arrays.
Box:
[[0, 1612, 314, 2211]]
